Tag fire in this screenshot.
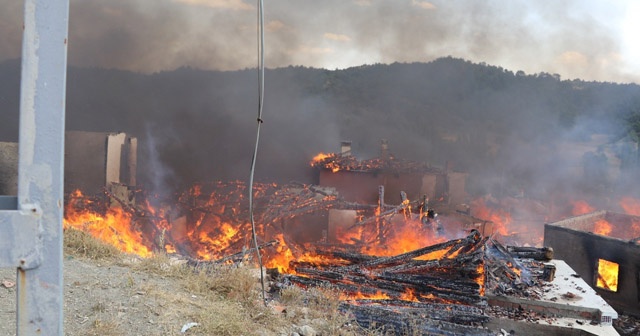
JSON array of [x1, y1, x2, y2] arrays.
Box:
[[64, 190, 152, 257], [311, 152, 333, 164], [363, 216, 446, 256], [341, 291, 390, 300], [191, 222, 240, 260], [310, 153, 340, 172], [264, 234, 295, 273], [469, 198, 511, 236], [399, 289, 419, 301], [572, 200, 595, 215], [596, 259, 619, 292], [65, 183, 491, 307], [476, 262, 485, 296], [593, 219, 613, 236], [620, 196, 640, 216], [334, 224, 365, 245]]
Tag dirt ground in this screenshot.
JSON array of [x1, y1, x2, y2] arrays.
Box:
[[0, 229, 365, 336], [0, 257, 214, 336], [0, 236, 356, 336]]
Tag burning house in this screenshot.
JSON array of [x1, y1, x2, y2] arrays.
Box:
[[545, 210, 640, 317], [312, 140, 468, 206], [57, 138, 626, 334]]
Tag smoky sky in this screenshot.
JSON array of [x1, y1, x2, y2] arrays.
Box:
[[0, 0, 638, 83]]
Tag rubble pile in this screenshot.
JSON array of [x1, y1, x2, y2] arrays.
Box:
[[311, 153, 442, 174], [271, 230, 559, 334]]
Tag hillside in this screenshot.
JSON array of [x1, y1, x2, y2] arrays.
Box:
[[1, 57, 640, 202]]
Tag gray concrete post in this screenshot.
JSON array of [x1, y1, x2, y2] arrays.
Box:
[[16, 0, 69, 334]]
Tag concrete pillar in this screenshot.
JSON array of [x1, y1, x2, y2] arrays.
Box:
[[340, 141, 352, 155], [106, 133, 126, 185], [127, 137, 137, 186], [447, 172, 468, 205], [420, 174, 437, 200]]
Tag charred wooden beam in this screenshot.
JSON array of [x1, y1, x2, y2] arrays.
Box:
[[291, 267, 484, 306], [358, 231, 481, 270], [381, 259, 442, 274], [347, 237, 466, 270], [312, 249, 377, 264], [340, 303, 494, 336], [282, 274, 401, 298], [382, 256, 482, 280], [506, 246, 554, 260], [457, 236, 489, 256], [347, 299, 485, 315], [377, 273, 482, 293]]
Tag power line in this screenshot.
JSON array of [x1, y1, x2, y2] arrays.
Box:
[[248, 0, 267, 305]]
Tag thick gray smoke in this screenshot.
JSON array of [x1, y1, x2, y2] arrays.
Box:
[[2, 1, 639, 213], [0, 0, 636, 83]]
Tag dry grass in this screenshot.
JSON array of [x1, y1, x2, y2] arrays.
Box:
[[64, 228, 121, 260], [278, 284, 365, 335], [62, 230, 380, 335], [83, 318, 122, 336], [128, 254, 286, 335]]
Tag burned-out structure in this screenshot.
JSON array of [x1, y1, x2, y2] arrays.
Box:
[[312, 140, 467, 206], [545, 210, 640, 317], [65, 131, 137, 196], [0, 131, 137, 200]]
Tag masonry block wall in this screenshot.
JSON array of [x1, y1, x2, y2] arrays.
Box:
[[545, 211, 640, 316]]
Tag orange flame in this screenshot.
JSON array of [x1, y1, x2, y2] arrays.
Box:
[[477, 262, 485, 296], [470, 198, 511, 236], [363, 216, 446, 256], [620, 197, 640, 216], [264, 235, 295, 273], [310, 153, 340, 172], [571, 200, 595, 216], [311, 153, 332, 164], [341, 291, 390, 300], [399, 289, 419, 302], [593, 219, 612, 236], [64, 190, 152, 257], [596, 259, 618, 292]]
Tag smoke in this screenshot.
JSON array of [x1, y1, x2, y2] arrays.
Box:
[[1, 0, 639, 214], [0, 0, 637, 83], [142, 123, 177, 197]]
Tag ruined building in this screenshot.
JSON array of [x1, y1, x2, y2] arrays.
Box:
[[545, 210, 640, 317], [0, 131, 137, 198], [313, 140, 468, 206]]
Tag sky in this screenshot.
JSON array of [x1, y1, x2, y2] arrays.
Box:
[[0, 0, 639, 83]]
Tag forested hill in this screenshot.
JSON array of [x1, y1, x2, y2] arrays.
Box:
[[1, 57, 640, 198]]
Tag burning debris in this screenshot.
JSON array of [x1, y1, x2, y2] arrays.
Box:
[[282, 231, 487, 305], [63, 180, 624, 335], [310, 151, 440, 174], [311, 140, 469, 206], [273, 232, 489, 334]]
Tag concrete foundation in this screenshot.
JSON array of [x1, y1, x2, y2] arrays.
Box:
[[488, 260, 619, 335]]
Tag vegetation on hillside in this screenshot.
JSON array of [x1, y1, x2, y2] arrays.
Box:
[[2, 57, 640, 200]]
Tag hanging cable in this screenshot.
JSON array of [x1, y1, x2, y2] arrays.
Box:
[[249, 0, 267, 305]]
